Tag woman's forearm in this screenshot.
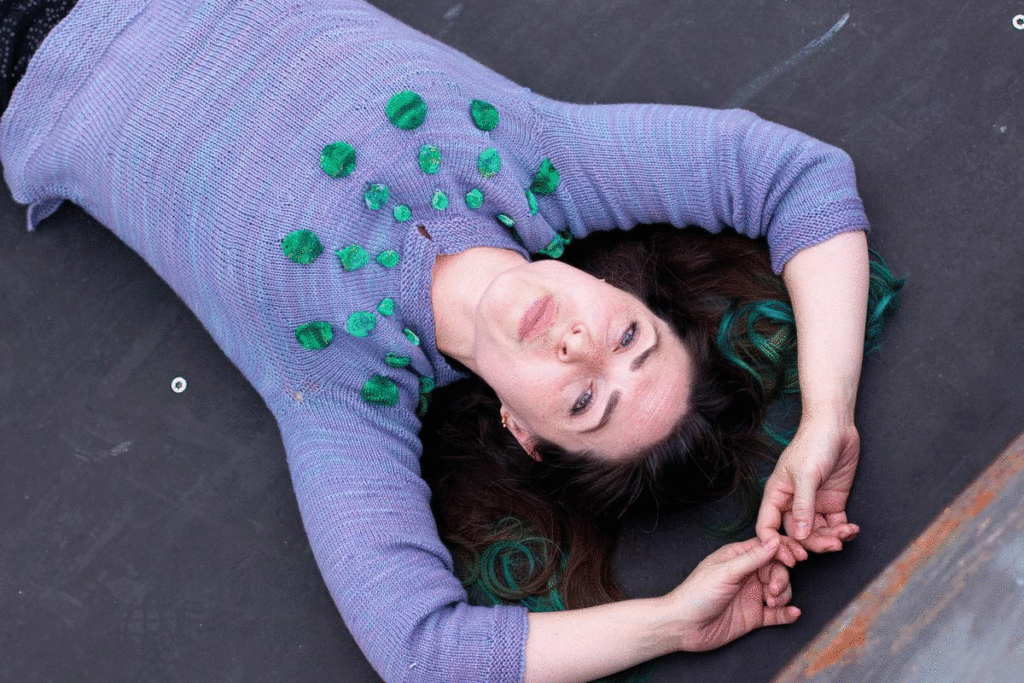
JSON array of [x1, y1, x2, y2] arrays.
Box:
[[782, 230, 870, 423], [524, 597, 680, 683]]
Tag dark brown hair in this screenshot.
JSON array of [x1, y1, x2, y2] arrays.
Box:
[[419, 225, 791, 609]]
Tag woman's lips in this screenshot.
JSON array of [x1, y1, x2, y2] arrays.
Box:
[[518, 295, 556, 341]]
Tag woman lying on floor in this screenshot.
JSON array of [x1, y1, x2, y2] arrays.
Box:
[[0, 0, 899, 680]]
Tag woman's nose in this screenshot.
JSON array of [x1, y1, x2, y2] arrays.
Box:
[[558, 325, 596, 362]]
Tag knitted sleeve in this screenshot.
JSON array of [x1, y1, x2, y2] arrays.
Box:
[[525, 98, 869, 273], [276, 405, 528, 683]]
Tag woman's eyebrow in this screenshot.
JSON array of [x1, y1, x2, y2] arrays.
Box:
[[582, 391, 620, 434], [583, 327, 661, 434], [629, 326, 661, 371]]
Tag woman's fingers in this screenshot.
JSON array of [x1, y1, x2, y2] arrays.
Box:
[[787, 473, 820, 540], [720, 537, 778, 580], [756, 474, 791, 543], [768, 563, 789, 596], [780, 513, 860, 553], [766, 581, 793, 609], [763, 563, 792, 608], [761, 605, 801, 627]]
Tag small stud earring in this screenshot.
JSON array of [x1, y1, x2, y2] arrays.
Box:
[[501, 412, 509, 429]]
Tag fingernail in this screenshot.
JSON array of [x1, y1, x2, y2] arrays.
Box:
[[797, 522, 810, 539]]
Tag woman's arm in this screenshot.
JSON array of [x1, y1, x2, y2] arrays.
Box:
[[524, 538, 798, 683], [757, 231, 869, 559], [277, 409, 530, 683], [529, 100, 868, 273]]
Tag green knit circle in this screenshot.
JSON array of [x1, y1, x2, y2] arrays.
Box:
[[530, 158, 560, 195], [346, 311, 377, 338], [361, 375, 400, 406], [478, 147, 501, 178], [281, 229, 324, 264], [393, 204, 412, 222], [465, 188, 484, 209], [431, 190, 449, 211], [496, 213, 515, 228], [386, 91, 427, 130], [525, 188, 539, 215], [320, 141, 357, 178], [418, 145, 442, 174], [385, 353, 411, 368], [470, 99, 499, 131], [417, 395, 431, 416], [295, 321, 334, 350], [377, 298, 395, 316], [336, 245, 370, 271], [364, 184, 390, 210], [538, 234, 566, 259], [419, 376, 436, 395], [404, 328, 421, 345], [376, 249, 400, 268]]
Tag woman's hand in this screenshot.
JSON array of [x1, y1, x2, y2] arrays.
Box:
[[525, 537, 799, 682], [756, 417, 862, 566], [668, 537, 801, 652]]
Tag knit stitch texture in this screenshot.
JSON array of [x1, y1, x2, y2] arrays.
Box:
[[0, 0, 868, 680]]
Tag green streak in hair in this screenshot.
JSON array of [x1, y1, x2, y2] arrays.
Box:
[[704, 249, 903, 540]]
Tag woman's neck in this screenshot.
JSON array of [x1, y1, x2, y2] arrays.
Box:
[[431, 246, 527, 373]]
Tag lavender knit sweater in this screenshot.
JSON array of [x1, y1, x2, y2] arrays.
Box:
[[0, 0, 868, 680]]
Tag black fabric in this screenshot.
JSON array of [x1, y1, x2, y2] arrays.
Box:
[[0, 0, 77, 112]]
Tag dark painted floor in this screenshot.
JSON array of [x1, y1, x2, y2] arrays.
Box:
[[1, 1, 1022, 682]]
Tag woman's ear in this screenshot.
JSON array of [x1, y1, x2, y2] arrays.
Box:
[[500, 408, 541, 462]]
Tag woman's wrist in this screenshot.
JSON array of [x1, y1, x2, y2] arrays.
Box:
[[524, 596, 684, 683], [800, 396, 857, 428]]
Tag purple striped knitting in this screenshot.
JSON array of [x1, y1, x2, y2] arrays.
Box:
[[0, 0, 868, 680]]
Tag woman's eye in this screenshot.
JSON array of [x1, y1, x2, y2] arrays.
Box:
[[619, 322, 638, 348], [571, 387, 593, 415]]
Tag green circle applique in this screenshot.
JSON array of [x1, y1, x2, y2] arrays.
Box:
[[418, 145, 442, 174], [386, 91, 427, 130], [465, 188, 484, 209], [320, 141, 357, 178], [417, 395, 431, 416], [537, 231, 572, 259], [385, 353, 411, 368], [404, 328, 421, 345], [376, 249, 400, 268], [478, 147, 501, 178], [393, 204, 412, 222], [470, 99, 499, 131], [361, 374, 400, 406], [377, 298, 395, 316], [530, 158, 560, 195], [525, 188, 539, 216], [295, 321, 334, 350], [336, 245, 370, 271], [364, 184, 390, 210], [282, 229, 324, 264], [431, 190, 449, 211], [496, 213, 515, 228], [346, 311, 377, 338], [417, 375, 435, 416]]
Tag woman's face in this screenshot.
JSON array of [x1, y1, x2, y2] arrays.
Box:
[[472, 259, 693, 460]]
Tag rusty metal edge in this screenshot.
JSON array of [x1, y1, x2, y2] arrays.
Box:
[[771, 429, 1024, 682]]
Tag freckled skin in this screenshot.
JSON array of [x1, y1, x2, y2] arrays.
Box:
[[472, 259, 692, 459]]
